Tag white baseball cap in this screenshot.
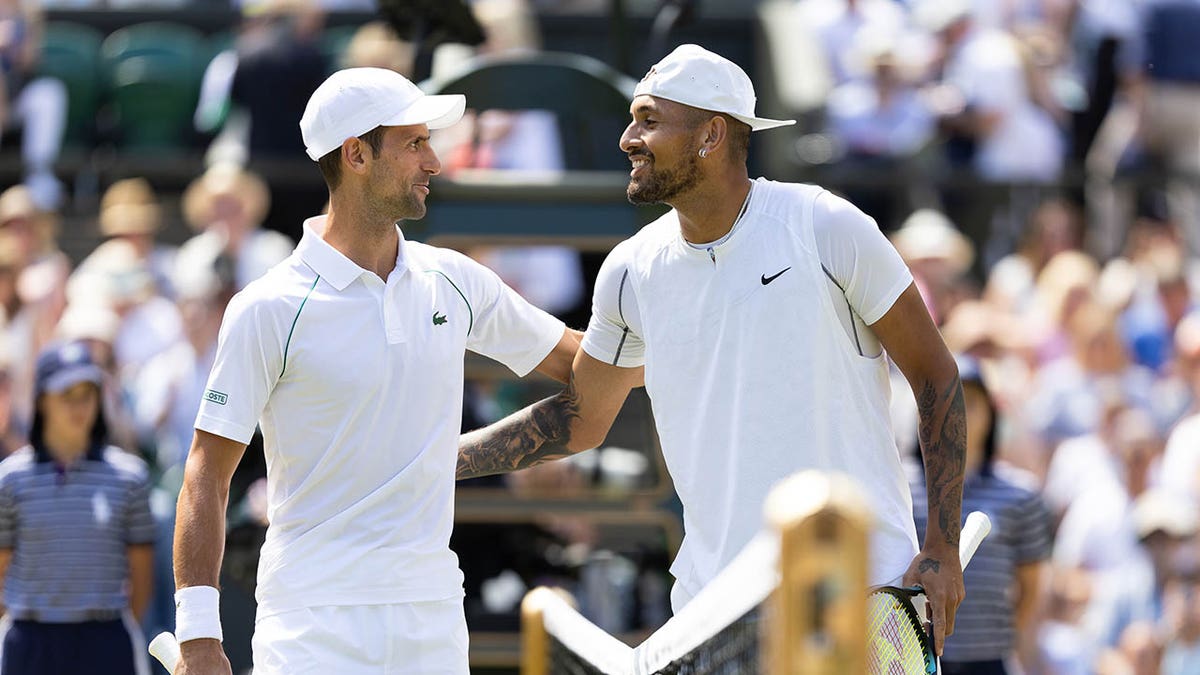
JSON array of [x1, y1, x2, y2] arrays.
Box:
[[300, 67, 466, 161], [634, 44, 795, 132]]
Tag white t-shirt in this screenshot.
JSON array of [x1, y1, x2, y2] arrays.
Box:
[[946, 29, 1064, 182], [1042, 433, 1122, 517], [827, 83, 936, 159], [794, 0, 908, 84], [1162, 413, 1200, 499], [195, 217, 564, 618], [133, 340, 216, 470], [581, 179, 918, 610], [177, 228, 295, 293], [115, 295, 184, 379]]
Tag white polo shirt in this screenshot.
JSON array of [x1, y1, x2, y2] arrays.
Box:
[[582, 179, 919, 610], [196, 216, 564, 619]]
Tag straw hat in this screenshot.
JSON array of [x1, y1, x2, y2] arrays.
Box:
[[100, 178, 162, 237], [0, 185, 59, 257], [100, 177, 155, 212], [344, 22, 415, 74], [0, 185, 39, 224], [891, 209, 975, 275], [182, 164, 271, 232], [101, 203, 163, 237]]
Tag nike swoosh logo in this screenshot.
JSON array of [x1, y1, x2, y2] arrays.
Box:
[[761, 267, 791, 285]]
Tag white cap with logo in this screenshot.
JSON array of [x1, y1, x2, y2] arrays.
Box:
[[300, 67, 466, 161], [634, 44, 795, 132]]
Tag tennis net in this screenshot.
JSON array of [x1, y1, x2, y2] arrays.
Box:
[[533, 533, 774, 675], [632, 533, 776, 674], [542, 603, 764, 675], [522, 470, 873, 675]]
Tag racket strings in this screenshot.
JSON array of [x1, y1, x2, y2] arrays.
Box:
[[865, 591, 933, 675]]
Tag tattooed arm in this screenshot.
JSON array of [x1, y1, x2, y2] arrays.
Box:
[[458, 349, 643, 480], [872, 283, 966, 656]]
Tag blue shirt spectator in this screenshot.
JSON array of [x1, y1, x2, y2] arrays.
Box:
[[910, 356, 1053, 672], [0, 341, 155, 675]]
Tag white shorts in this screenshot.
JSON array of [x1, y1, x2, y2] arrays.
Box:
[[252, 600, 469, 674]]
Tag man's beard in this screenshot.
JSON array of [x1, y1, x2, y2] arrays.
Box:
[[396, 191, 426, 220], [626, 150, 702, 205], [367, 177, 426, 221]]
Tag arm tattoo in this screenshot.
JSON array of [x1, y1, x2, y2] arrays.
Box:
[[916, 375, 966, 546], [457, 375, 582, 480]]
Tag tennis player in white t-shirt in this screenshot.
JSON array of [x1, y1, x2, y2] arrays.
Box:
[[457, 45, 968, 655], [171, 68, 578, 674]]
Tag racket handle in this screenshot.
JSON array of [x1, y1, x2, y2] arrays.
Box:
[[959, 511, 992, 568], [149, 631, 181, 673]]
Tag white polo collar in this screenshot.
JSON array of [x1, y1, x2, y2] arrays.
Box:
[[297, 215, 408, 291]]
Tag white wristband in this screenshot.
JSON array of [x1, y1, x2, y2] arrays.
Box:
[[174, 585, 223, 644]]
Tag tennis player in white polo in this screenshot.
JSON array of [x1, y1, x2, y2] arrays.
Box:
[[457, 45, 969, 656], [170, 68, 578, 674]]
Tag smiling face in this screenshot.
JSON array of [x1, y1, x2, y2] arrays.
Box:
[[619, 95, 707, 206], [363, 124, 441, 221]]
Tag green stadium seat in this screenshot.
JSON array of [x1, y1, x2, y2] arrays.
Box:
[[421, 51, 637, 170], [100, 22, 207, 151], [38, 22, 104, 149]]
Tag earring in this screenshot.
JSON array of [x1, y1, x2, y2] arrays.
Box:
[[699, 148, 708, 158]]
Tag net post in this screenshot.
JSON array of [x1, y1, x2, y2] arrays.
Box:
[[520, 587, 554, 675], [764, 470, 872, 674]]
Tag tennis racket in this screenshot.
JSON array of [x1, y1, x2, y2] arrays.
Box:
[[148, 631, 182, 673], [866, 511, 992, 675]]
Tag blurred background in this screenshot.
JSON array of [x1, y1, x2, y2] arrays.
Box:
[[0, 0, 1198, 673]]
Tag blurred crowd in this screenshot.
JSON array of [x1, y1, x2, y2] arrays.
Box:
[[801, 0, 1200, 269], [0, 1, 639, 669], [779, 0, 1200, 672], [892, 194, 1200, 674], [0, 0, 1195, 672]]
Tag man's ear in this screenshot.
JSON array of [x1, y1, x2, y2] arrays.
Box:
[[700, 115, 728, 157], [343, 137, 370, 175]]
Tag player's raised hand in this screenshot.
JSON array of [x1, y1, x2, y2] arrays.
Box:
[[901, 541, 965, 656]]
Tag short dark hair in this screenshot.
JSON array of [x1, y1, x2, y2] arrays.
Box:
[[963, 378, 999, 477], [317, 126, 388, 190], [684, 109, 750, 163], [725, 117, 751, 163]]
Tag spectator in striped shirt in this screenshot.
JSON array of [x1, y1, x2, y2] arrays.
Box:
[[911, 355, 1054, 674], [0, 340, 156, 675]]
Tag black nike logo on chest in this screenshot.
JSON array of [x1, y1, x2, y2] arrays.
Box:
[[761, 267, 791, 285]]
